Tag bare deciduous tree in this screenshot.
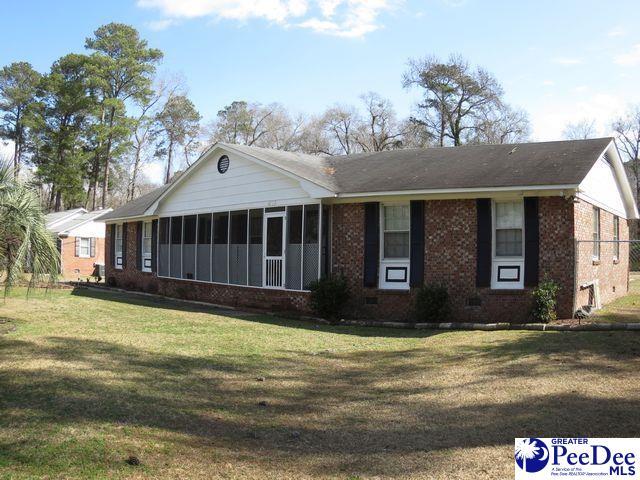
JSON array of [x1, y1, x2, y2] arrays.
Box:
[[563, 118, 598, 140], [612, 106, 640, 208]]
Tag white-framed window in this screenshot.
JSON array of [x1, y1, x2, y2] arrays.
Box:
[[492, 200, 524, 289], [77, 237, 91, 258], [115, 224, 123, 269], [142, 221, 152, 272], [592, 207, 600, 260], [379, 203, 410, 289], [613, 215, 620, 261]]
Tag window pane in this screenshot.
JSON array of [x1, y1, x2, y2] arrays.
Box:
[[171, 217, 182, 244], [183, 215, 197, 244], [230, 211, 248, 244], [159, 218, 170, 244], [495, 202, 523, 229], [249, 209, 263, 244], [384, 232, 410, 258], [304, 205, 319, 244], [197, 214, 212, 244], [287, 206, 302, 244], [495, 229, 523, 257], [266, 216, 283, 256], [384, 205, 409, 231], [213, 213, 228, 244], [143, 238, 152, 254]]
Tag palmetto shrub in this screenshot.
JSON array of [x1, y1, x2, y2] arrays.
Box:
[[0, 163, 59, 295]]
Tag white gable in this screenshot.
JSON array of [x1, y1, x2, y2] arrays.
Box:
[[155, 147, 319, 216], [578, 154, 627, 218], [67, 220, 107, 238]]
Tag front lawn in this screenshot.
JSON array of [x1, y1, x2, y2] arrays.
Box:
[[1, 287, 639, 479]]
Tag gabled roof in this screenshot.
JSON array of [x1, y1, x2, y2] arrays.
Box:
[[99, 185, 170, 222], [45, 208, 86, 229], [325, 138, 613, 194], [100, 137, 639, 221], [46, 209, 112, 235]]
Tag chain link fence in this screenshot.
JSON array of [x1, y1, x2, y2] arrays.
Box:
[[573, 239, 640, 316]]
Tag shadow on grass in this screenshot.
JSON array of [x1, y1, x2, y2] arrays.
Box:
[[69, 286, 442, 339], [1, 331, 640, 477]]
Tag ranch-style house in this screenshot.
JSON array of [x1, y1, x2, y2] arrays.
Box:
[[100, 137, 638, 322]]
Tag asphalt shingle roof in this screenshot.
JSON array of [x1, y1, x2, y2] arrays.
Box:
[[101, 138, 613, 221]]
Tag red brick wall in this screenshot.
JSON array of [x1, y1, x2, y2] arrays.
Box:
[[61, 236, 105, 278], [574, 199, 629, 310], [106, 222, 312, 313], [330, 198, 577, 322], [105, 196, 630, 323]]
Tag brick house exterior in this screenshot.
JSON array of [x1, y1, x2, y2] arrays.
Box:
[[101, 139, 638, 322], [46, 208, 112, 279]]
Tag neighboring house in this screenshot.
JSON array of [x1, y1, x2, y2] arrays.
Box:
[[99, 138, 638, 322], [46, 208, 113, 278]]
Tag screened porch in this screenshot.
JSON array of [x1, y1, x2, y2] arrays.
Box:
[[156, 204, 329, 290]]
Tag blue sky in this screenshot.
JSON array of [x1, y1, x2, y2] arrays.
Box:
[[1, 0, 639, 172]]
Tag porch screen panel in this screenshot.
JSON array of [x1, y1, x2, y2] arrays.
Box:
[[229, 211, 248, 285], [303, 205, 320, 289], [321, 205, 330, 278], [170, 216, 182, 278], [196, 213, 212, 281], [158, 217, 170, 277], [248, 209, 263, 286], [212, 212, 228, 283], [182, 215, 197, 280], [286, 206, 302, 290]]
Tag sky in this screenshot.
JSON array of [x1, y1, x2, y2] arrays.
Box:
[[1, 0, 639, 183]]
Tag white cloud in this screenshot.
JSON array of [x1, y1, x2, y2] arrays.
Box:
[[542, 80, 554, 86], [138, 0, 396, 38], [607, 26, 626, 37], [147, 18, 177, 30], [143, 160, 166, 185], [551, 57, 583, 65], [530, 92, 629, 141], [614, 44, 640, 66]]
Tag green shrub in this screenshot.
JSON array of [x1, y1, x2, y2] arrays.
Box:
[[415, 284, 450, 322], [308, 275, 350, 320], [531, 278, 561, 323]]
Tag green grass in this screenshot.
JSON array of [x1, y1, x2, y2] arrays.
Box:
[[1, 287, 640, 479], [591, 273, 640, 323]]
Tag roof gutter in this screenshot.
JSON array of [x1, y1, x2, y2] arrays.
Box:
[[334, 184, 580, 198]]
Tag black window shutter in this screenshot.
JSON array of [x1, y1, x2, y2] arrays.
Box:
[[524, 197, 540, 287], [151, 219, 158, 273], [90, 238, 96, 258], [136, 221, 143, 270], [363, 202, 379, 287], [476, 199, 492, 287], [410, 200, 425, 287], [122, 223, 128, 269], [109, 224, 116, 267], [75, 237, 80, 257]]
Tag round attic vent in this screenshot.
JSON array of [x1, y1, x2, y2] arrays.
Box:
[[217, 155, 230, 174]]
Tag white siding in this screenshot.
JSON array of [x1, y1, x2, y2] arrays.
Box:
[[67, 220, 106, 238], [156, 151, 316, 216], [578, 155, 627, 217]]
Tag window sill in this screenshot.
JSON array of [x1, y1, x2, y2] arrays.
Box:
[[367, 288, 411, 295]]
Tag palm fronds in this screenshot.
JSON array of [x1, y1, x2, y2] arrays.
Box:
[[0, 162, 59, 297]]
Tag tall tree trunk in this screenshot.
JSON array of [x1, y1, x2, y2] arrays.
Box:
[[101, 107, 116, 209], [129, 145, 142, 200], [164, 140, 174, 184], [13, 138, 19, 180], [54, 190, 62, 212]]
